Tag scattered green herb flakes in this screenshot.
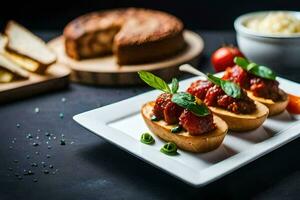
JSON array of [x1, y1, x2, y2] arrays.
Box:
[[140, 133, 155, 145], [234, 57, 276, 80], [171, 92, 210, 116], [160, 142, 178, 156], [171, 126, 182, 133], [150, 115, 159, 121]]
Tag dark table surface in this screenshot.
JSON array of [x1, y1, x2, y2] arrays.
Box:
[[0, 31, 299, 200]]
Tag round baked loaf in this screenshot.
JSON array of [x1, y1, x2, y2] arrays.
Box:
[[63, 8, 185, 65]]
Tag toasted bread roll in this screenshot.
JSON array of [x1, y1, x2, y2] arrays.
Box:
[[141, 102, 228, 153], [247, 90, 288, 116], [209, 101, 269, 132]]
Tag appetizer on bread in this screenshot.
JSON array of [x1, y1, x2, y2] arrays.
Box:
[[179, 64, 269, 132], [138, 71, 228, 153], [223, 57, 288, 116]]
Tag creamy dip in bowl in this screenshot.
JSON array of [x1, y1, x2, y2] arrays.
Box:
[[234, 11, 300, 69]]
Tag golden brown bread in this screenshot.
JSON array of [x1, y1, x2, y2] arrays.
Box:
[[64, 8, 185, 65], [141, 102, 228, 153], [209, 101, 269, 132], [247, 90, 289, 116], [4, 21, 56, 73]]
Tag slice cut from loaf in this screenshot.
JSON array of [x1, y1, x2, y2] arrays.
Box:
[[0, 54, 29, 81], [0, 34, 29, 81], [4, 21, 56, 73]]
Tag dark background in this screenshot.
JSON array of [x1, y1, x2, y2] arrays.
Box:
[[0, 0, 299, 31]]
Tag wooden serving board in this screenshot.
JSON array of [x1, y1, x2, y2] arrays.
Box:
[[47, 30, 204, 86], [0, 63, 70, 104]]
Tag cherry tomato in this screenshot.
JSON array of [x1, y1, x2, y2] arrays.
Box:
[[211, 46, 244, 72], [287, 94, 300, 114]]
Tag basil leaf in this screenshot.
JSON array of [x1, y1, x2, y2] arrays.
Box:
[[234, 57, 276, 80], [138, 71, 171, 93], [207, 74, 242, 98], [171, 78, 179, 94], [234, 57, 249, 69], [222, 80, 242, 98], [206, 74, 222, 86], [171, 92, 210, 116], [249, 65, 276, 80]]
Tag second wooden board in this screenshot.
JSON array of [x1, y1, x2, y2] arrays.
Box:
[[48, 30, 204, 85]]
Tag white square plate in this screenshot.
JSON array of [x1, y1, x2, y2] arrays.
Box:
[[73, 76, 300, 187]]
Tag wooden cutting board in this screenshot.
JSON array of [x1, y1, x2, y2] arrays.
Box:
[[0, 63, 70, 103], [47, 30, 204, 86]]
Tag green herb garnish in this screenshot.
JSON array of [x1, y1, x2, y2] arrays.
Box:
[[150, 115, 159, 121], [207, 74, 242, 98], [160, 142, 178, 155], [171, 92, 210, 116], [138, 71, 178, 94], [171, 78, 179, 94], [171, 125, 182, 133], [234, 57, 276, 80], [140, 133, 155, 145]]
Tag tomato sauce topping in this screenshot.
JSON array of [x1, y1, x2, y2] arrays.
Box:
[[179, 110, 215, 135], [223, 65, 283, 101], [152, 93, 216, 135], [187, 80, 256, 114], [153, 93, 183, 124]]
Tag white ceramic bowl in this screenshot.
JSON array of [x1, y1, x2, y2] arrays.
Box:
[[234, 11, 300, 69]]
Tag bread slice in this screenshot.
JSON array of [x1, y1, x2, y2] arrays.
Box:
[[141, 102, 228, 153], [0, 34, 29, 82], [247, 90, 289, 116], [4, 21, 56, 73], [0, 54, 29, 82], [209, 101, 269, 132]]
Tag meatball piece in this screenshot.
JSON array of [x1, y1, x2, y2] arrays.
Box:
[[153, 93, 183, 124], [204, 85, 224, 106], [250, 77, 281, 101], [187, 80, 213, 100], [223, 65, 250, 89], [163, 101, 184, 124], [179, 110, 215, 135], [153, 93, 171, 119]]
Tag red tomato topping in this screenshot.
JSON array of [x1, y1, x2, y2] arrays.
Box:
[[187, 80, 256, 114], [179, 110, 215, 135], [153, 93, 183, 124], [223, 65, 282, 101]]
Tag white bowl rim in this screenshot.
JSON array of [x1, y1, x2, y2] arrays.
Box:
[[234, 10, 300, 39]]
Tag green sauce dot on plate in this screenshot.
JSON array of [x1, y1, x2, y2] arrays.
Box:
[[160, 142, 178, 156], [140, 133, 155, 145]]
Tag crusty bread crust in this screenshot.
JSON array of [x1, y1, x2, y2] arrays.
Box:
[[64, 8, 185, 65], [247, 89, 288, 116], [209, 101, 269, 132], [141, 102, 228, 153]]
